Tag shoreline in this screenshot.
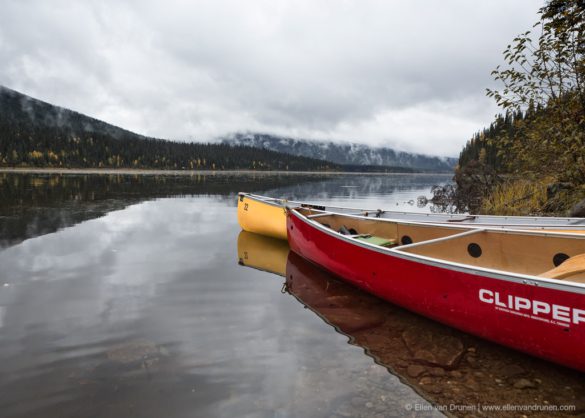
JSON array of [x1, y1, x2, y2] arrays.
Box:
[[0, 167, 453, 176]]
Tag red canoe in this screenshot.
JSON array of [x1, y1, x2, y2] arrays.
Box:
[[286, 208, 585, 372]]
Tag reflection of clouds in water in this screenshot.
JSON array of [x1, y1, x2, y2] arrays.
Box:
[[258, 173, 453, 213], [0, 196, 234, 338], [0, 192, 438, 416], [201, 274, 429, 416]]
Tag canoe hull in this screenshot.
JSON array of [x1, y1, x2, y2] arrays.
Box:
[[237, 194, 288, 240], [287, 210, 585, 372]]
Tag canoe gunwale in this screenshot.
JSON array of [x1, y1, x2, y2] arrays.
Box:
[[293, 207, 585, 237], [304, 207, 585, 230], [240, 192, 585, 225], [288, 208, 585, 295], [240, 193, 288, 209]]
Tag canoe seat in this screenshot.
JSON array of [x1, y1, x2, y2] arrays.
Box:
[[539, 253, 585, 283], [354, 235, 397, 248]]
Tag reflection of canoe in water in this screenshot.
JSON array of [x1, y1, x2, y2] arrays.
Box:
[[287, 208, 585, 371], [237, 230, 289, 276], [285, 251, 390, 335], [235, 233, 585, 406], [237, 192, 585, 240], [284, 252, 585, 408]]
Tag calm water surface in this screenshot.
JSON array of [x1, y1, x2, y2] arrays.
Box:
[[0, 172, 583, 418]]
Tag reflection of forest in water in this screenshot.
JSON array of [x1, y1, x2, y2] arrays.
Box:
[[0, 172, 321, 247], [0, 172, 450, 248], [258, 174, 451, 201]]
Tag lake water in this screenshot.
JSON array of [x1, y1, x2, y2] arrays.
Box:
[[0, 172, 583, 418]]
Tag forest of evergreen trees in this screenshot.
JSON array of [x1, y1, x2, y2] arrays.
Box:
[[0, 86, 340, 171], [457, 107, 537, 171], [452, 1, 585, 215]]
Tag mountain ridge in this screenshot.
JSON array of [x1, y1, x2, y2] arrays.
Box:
[[0, 85, 148, 141], [0, 86, 451, 172], [221, 133, 457, 172], [0, 86, 337, 171]]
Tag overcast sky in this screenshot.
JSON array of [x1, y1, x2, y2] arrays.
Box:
[[0, 0, 543, 156]]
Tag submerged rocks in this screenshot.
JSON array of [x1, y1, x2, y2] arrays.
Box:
[[401, 328, 465, 369], [418, 376, 443, 394], [106, 340, 162, 364], [570, 198, 585, 217], [406, 364, 426, 378], [513, 378, 537, 390], [102, 339, 169, 374], [498, 363, 526, 379], [319, 308, 386, 333]]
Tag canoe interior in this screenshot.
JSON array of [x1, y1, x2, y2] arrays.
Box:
[[299, 209, 585, 284]]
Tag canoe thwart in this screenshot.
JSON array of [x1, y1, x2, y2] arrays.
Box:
[[447, 215, 478, 222]]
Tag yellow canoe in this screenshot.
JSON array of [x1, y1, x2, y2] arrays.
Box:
[[238, 194, 290, 240], [237, 192, 585, 240]]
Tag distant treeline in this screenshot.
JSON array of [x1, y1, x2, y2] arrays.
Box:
[[0, 87, 340, 171], [341, 164, 415, 173]]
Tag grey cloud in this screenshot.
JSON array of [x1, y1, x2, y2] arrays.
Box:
[[0, 0, 543, 155]]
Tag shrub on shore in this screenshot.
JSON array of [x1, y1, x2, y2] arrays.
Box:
[[479, 177, 585, 216], [480, 178, 550, 216]]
